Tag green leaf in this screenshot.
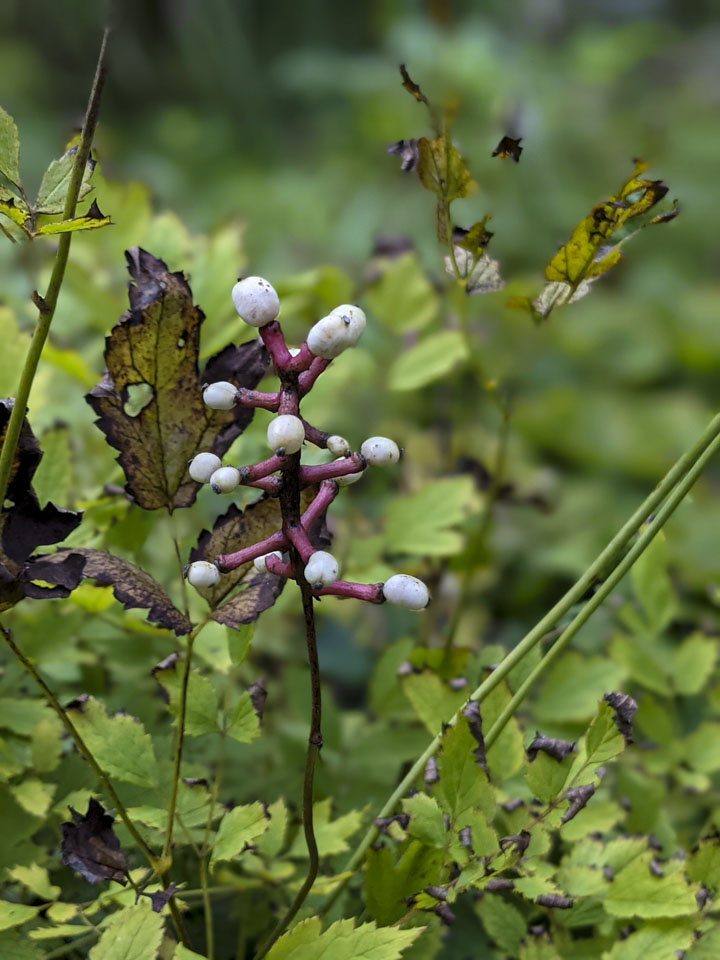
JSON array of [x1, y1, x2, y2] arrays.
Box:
[[256, 798, 288, 858], [32, 425, 72, 509], [384, 476, 479, 557], [365, 253, 439, 333], [0, 932, 43, 959], [88, 903, 164, 960], [604, 854, 699, 918], [11, 778, 55, 818], [687, 924, 720, 958], [0, 902, 39, 932], [687, 838, 720, 892], [211, 802, 269, 864], [526, 751, 574, 804], [0, 190, 29, 229], [0, 107, 21, 186], [227, 623, 254, 666], [67, 696, 158, 789], [174, 947, 208, 960], [435, 715, 495, 823], [480, 678, 524, 781], [224, 691, 261, 744], [266, 917, 423, 960], [582, 699, 626, 766], [365, 843, 444, 926], [477, 896, 526, 954], [672, 633, 716, 695], [630, 529, 677, 632], [288, 799, 363, 858], [87, 249, 269, 510], [682, 722, 720, 774], [388, 330, 468, 391], [401, 671, 466, 735], [35, 148, 95, 214], [402, 792, 447, 848], [534, 653, 626, 723], [153, 657, 219, 736]]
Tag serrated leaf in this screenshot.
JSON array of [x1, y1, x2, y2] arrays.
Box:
[[527, 751, 574, 804], [153, 655, 219, 736], [0, 192, 29, 228], [444, 247, 505, 295], [256, 798, 288, 858], [88, 903, 164, 960], [384, 476, 478, 557], [417, 136, 476, 201], [7, 864, 60, 901], [583, 700, 626, 765], [631, 529, 677, 632], [288, 799, 363, 859], [534, 652, 626, 723], [365, 843, 444, 926], [402, 792, 447, 848], [224, 691, 261, 743], [480, 678, 524, 781], [174, 947, 207, 960], [401, 671, 466, 735], [35, 148, 95, 214], [211, 802, 269, 864], [12, 777, 54, 817], [477, 896, 526, 954], [267, 917, 423, 960], [30, 548, 191, 635], [687, 838, 720, 892], [365, 253, 439, 333], [86, 248, 269, 510], [0, 107, 20, 186], [682, 722, 720, 773], [435, 715, 495, 824], [604, 854, 699, 918], [66, 696, 158, 789], [388, 330, 468, 391]]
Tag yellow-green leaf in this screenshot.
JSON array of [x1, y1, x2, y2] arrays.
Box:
[[388, 330, 468, 391], [0, 107, 21, 186], [88, 903, 164, 960], [35, 199, 110, 235]]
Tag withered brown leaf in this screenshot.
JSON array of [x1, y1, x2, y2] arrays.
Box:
[[60, 798, 128, 884], [87, 248, 269, 511]]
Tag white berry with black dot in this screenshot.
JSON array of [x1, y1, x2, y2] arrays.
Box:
[[361, 436, 401, 467], [267, 414, 305, 455], [231, 276, 280, 327]]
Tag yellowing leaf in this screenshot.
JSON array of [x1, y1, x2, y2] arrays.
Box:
[[417, 137, 476, 202], [211, 802, 269, 864], [0, 106, 21, 186], [266, 917, 423, 960], [34, 199, 110, 236], [0, 902, 39, 933]]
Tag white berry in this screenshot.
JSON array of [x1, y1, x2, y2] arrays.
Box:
[[361, 436, 401, 467], [188, 452, 222, 483], [186, 561, 221, 589], [254, 551, 283, 574], [326, 435, 349, 456], [333, 457, 364, 485], [330, 304, 366, 346], [267, 414, 305, 455], [203, 381, 237, 410], [383, 574, 429, 611], [306, 314, 349, 359], [231, 276, 280, 327], [304, 551, 339, 588], [210, 466, 241, 494]]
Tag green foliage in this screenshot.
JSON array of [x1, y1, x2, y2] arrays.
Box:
[[88, 903, 164, 960]]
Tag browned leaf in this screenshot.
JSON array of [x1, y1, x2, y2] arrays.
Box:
[[87, 248, 269, 511], [399, 64, 428, 104], [604, 691, 638, 745], [29, 547, 191, 635], [212, 571, 285, 629], [60, 798, 128, 884], [453, 215, 494, 258], [386, 139, 420, 173], [491, 135, 523, 162], [527, 733, 576, 762], [0, 399, 82, 611]]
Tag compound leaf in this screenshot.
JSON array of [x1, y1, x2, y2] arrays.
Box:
[[35, 148, 96, 214], [266, 917, 423, 960], [87, 248, 269, 510], [211, 802, 269, 864], [153, 655, 219, 736]]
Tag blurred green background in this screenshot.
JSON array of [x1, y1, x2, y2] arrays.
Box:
[[2, 3, 720, 953]]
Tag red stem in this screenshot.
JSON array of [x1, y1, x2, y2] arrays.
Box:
[[313, 580, 385, 603], [241, 453, 286, 482], [298, 358, 331, 396], [285, 343, 315, 372], [285, 523, 315, 563], [301, 419, 330, 448], [301, 480, 338, 529], [235, 387, 280, 412], [216, 530, 289, 571], [260, 321, 293, 369], [300, 453, 365, 486], [265, 554, 292, 577], [246, 477, 282, 495]]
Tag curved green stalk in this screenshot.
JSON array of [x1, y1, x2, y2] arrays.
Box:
[[0, 28, 109, 506], [318, 409, 720, 915], [484, 427, 720, 752]]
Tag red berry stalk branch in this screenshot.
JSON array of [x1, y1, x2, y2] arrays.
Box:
[[182, 276, 429, 955]]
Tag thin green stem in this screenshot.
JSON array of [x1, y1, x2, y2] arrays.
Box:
[[44, 931, 98, 960], [318, 409, 720, 915], [163, 629, 199, 862], [0, 27, 109, 507], [484, 427, 720, 752], [0, 623, 157, 867]]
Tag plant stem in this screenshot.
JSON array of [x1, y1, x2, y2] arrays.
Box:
[[253, 369, 323, 960], [484, 426, 720, 752], [318, 408, 720, 915], [0, 27, 109, 507]]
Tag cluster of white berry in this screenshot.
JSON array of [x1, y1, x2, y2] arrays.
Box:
[[184, 276, 429, 612]]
